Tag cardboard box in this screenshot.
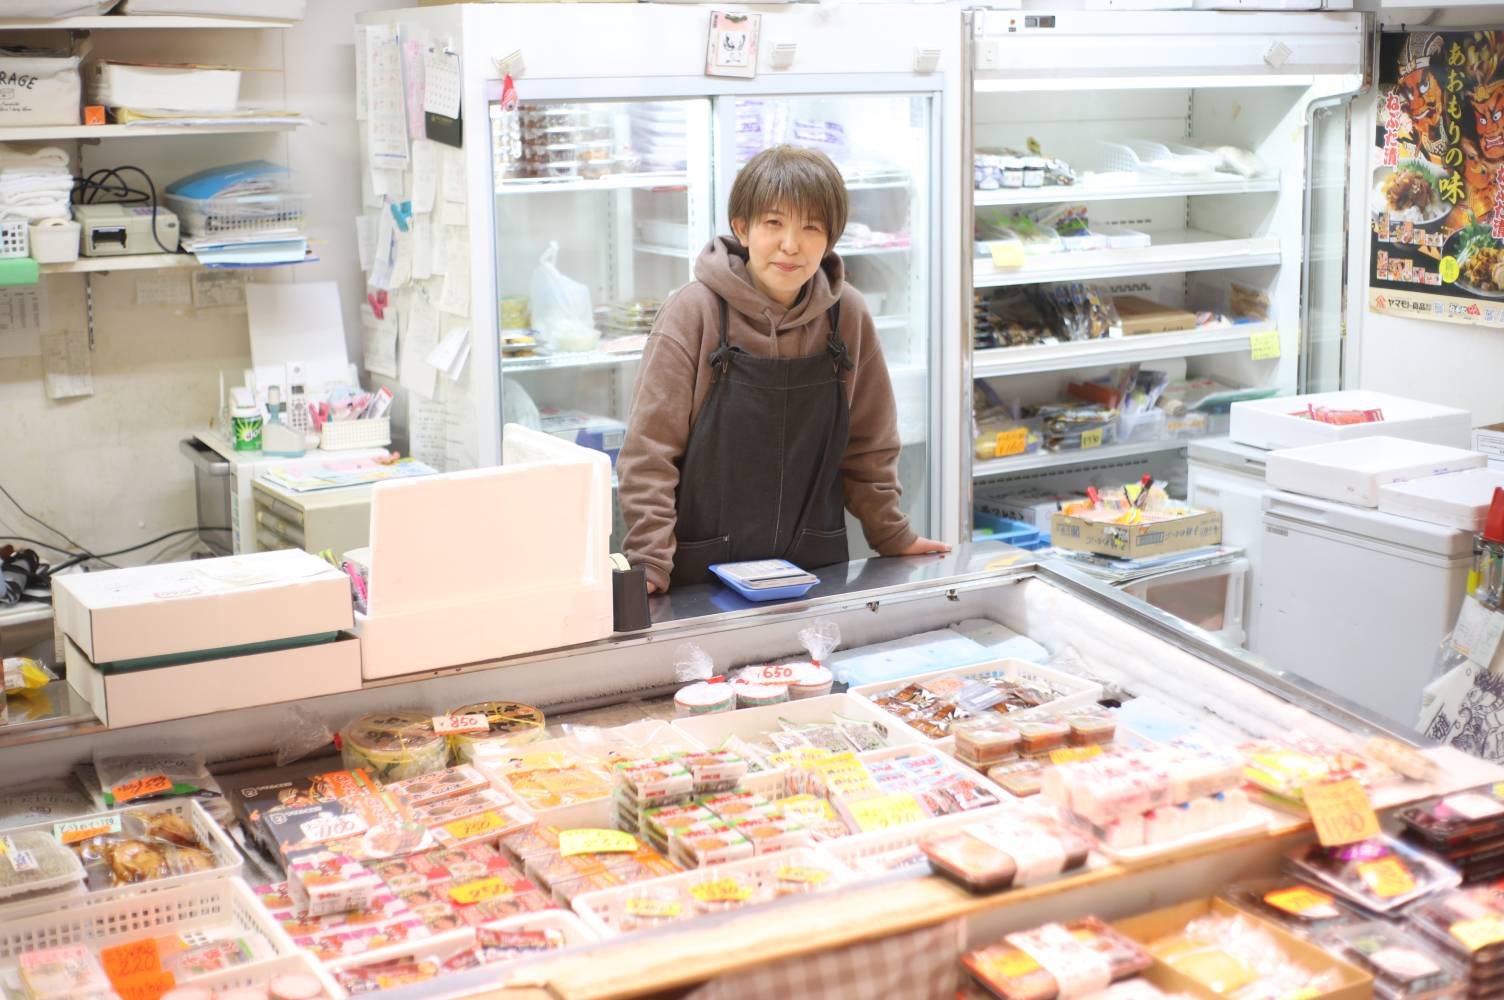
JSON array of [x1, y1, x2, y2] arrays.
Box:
[[1051, 509, 1223, 559], [65, 633, 361, 729], [1473, 422, 1504, 460], [1116, 897, 1373, 1000], [1114, 295, 1198, 336], [53, 548, 352, 665]]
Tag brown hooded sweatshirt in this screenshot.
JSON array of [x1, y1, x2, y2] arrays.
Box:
[[618, 236, 916, 592]]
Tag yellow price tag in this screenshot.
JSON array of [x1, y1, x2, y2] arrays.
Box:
[[847, 793, 926, 832], [1048, 746, 1105, 766], [992, 427, 1029, 459], [981, 950, 1041, 979], [443, 811, 508, 842], [1451, 916, 1504, 953], [690, 877, 753, 904], [625, 898, 683, 919], [1250, 329, 1282, 361], [559, 828, 638, 858], [775, 866, 832, 885], [1263, 887, 1337, 917], [449, 877, 512, 905], [1080, 428, 1103, 450], [988, 241, 1025, 269], [1358, 857, 1416, 899], [1302, 779, 1380, 847]]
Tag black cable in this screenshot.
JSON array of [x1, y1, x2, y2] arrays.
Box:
[[47, 526, 219, 576], [73, 165, 177, 255], [0, 480, 92, 553]]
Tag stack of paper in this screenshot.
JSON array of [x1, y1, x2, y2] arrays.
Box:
[[166, 160, 312, 267]]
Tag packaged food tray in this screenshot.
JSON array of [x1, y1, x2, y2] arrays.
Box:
[[0, 798, 241, 921], [669, 693, 921, 756], [849, 658, 1103, 752], [323, 908, 596, 980]]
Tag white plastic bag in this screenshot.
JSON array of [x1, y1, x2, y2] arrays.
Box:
[[529, 241, 599, 352]]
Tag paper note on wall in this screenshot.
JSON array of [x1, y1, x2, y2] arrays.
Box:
[[424, 46, 461, 119], [442, 146, 466, 204], [401, 34, 427, 141], [412, 219, 433, 282], [354, 25, 369, 122], [412, 140, 438, 214], [136, 271, 191, 308], [192, 270, 245, 310], [438, 227, 469, 317], [410, 394, 448, 471], [42, 329, 92, 400], [400, 295, 440, 398], [426, 326, 470, 381], [362, 303, 398, 378], [365, 25, 410, 171], [356, 213, 376, 273], [0, 285, 47, 359]]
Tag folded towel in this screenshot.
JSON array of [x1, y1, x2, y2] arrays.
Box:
[[0, 199, 71, 223], [0, 146, 70, 170]]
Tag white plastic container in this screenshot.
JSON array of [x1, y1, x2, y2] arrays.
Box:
[[0, 53, 81, 127], [1378, 468, 1504, 530], [27, 219, 78, 264], [669, 693, 918, 754], [1230, 390, 1472, 450], [322, 909, 595, 984], [90, 61, 242, 113], [1265, 436, 1485, 508], [174, 952, 342, 1000], [319, 416, 391, 451]]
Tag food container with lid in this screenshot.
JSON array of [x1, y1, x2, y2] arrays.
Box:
[[339, 712, 449, 782]]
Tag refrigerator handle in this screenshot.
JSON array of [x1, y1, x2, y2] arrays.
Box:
[[960, 9, 977, 543], [1264, 494, 1333, 525]]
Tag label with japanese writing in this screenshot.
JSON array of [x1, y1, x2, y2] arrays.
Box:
[[1358, 857, 1417, 899], [54, 815, 122, 845], [1302, 778, 1380, 846]]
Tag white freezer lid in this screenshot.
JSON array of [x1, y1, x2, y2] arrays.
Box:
[[1378, 468, 1504, 531], [1261, 488, 1475, 557], [1266, 436, 1485, 478], [1188, 435, 1268, 475], [1230, 390, 1472, 449]]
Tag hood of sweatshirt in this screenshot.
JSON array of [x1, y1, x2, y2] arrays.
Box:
[[692, 235, 844, 334]]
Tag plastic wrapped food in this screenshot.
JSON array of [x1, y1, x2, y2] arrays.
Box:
[[1406, 887, 1504, 973], [0, 778, 94, 830], [340, 713, 450, 783], [0, 830, 86, 900], [1398, 788, 1504, 850], [688, 871, 762, 915], [964, 918, 1152, 1000], [1219, 878, 1364, 938], [445, 702, 545, 763], [385, 766, 489, 808], [923, 812, 1091, 892], [1288, 835, 1460, 912], [1149, 911, 1341, 1000], [18, 945, 113, 1000], [2, 656, 51, 694], [94, 749, 220, 808], [956, 723, 1022, 767], [1320, 921, 1463, 1000]]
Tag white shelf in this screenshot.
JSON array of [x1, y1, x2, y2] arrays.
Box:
[[503, 349, 643, 373], [974, 173, 1280, 207], [0, 14, 298, 29], [844, 178, 910, 191], [39, 253, 201, 274], [838, 244, 911, 257], [0, 122, 302, 141], [973, 324, 1270, 378], [634, 243, 692, 260], [974, 437, 1190, 480], [496, 173, 688, 196], [874, 315, 908, 331], [973, 230, 1281, 288]]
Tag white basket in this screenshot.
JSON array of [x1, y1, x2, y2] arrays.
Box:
[[1098, 138, 1221, 177], [0, 798, 243, 922], [848, 658, 1104, 753], [571, 846, 856, 940], [183, 951, 345, 999], [27, 219, 78, 264], [0, 877, 295, 964], [669, 693, 921, 755], [320, 416, 390, 451], [0, 218, 28, 260], [164, 190, 309, 238]]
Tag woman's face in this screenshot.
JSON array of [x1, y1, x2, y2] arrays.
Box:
[[732, 204, 829, 308]]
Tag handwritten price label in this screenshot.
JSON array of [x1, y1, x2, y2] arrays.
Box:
[[112, 971, 175, 1000], [690, 878, 753, 904], [1249, 329, 1282, 361], [745, 664, 796, 684], [1303, 779, 1380, 847], [625, 898, 683, 919], [101, 939, 162, 981], [1048, 746, 1105, 766], [1451, 916, 1504, 953], [989, 241, 1025, 269], [110, 774, 172, 804], [449, 877, 512, 905], [1263, 887, 1337, 918], [1080, 428, 1103, 450], [54, 815, 122, 845], [443, 811, 508, 842], [432, 714, 490, 735], [993, 427, 1030, 458], [847, 793, 926, 833], [1358, 857, 1417, 899], [559, 828, 638, 858], [774, 866, 832, 885]]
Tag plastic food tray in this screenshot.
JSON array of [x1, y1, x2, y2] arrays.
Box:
[[322, 908, 596, 980], [1095, 803, 1271, 863], [571, 846, 856, 939], [181, 951, 343, 999], [848, 658, 1104, 752], [0, 877, 294, 965], [669, 693, 921, 755], [0, 798, 243, 921], [821, 803, 1018, 872]]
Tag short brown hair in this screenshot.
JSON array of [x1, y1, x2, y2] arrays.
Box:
[[728, 145, 848, 247]]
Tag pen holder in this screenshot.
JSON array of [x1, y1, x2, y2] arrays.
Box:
[[611, 555, 651, 632]]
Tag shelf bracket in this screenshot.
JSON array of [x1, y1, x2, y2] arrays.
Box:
[[85, 272, 95, 351]]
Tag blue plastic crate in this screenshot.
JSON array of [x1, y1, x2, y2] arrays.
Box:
[[973, 511, 1047, 550]]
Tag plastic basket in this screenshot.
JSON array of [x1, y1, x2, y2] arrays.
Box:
[[164, 190, 309, 238], [0, 876, 295, 963], [320, 416, 391, 451], [972, 513, 1043, 549], [0, 798, 243, 922], [0, 218, 28, 260], [821, 802, 1018, 873], [322, 909, 596, 985], [669, 693, 920, 755], [183, 951, 344, 998]]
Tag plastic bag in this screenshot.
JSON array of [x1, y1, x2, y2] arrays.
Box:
[[274, 705, 336, 768], [529, 241, 599, 352], [2, 656, 53, 694], [797, 621, 841, 668], [94, 748, 221, 808], [673, 642, 715, 683]]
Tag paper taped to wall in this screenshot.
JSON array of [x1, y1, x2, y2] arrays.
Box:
[[42, 329, 91, 400], [0, 286, 47, 359]]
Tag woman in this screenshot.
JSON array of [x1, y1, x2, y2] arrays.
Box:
[[618, 145, 947, 593]]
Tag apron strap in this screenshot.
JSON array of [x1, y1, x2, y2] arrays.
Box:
[[709, 295, 732, 380], [826, 300, 853, 375]]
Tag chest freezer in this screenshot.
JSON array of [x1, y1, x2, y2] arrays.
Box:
[[1188, 436, 1270, 645], [1252, 489, 1472, 727]]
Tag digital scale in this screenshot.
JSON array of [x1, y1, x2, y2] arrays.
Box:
[[709, 559, 820, 601]]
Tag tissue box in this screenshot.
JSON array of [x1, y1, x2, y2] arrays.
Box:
[[538, 408, 627, 467]]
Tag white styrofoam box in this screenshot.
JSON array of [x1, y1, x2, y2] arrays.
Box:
[[0, 877, 295, 964], [116, 0, 307, 15], [1265, 436, 1485, 508], [1230, 391, 1471, 450], [322, 909, 595, 981], [65, 633, 361, 729], [572, 846, 856, 939], [1473, 423, 1504, 461], [1378, 468, 1504, 531], [849, 658, 1104, 752], [0, 52, 81, 127], [52, 547, 352, 664], [669, 693, 919, 754], [357, 426, 613, 679], [89, 61, 242, 113]]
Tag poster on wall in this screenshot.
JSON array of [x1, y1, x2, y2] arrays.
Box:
[[1370, 30, 1504, 329]]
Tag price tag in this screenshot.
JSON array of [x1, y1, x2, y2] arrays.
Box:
[[690, 878, 753, 904], [992, 427, 1029, 459], [774, 866, 832, 885], [559, 828, 638, 858], [988, 242, 1025, 269], [1048, 746, 1105, 765], [449, 876, 512, 905], [1303, 778, 1380, 846], [1249, 329, 1282, 360], [743, 664, 796, 684], [54, 815, 122, 845], [625, 898, 683, 919], [432, 714, 490, 736], [1080, 428, 1103, 450], [110, 774, 173, 804], [1358, 857, 1417, 899], [983, 950, 1041, 979], [1451, 916, 1504, 953], [1452, 596, 1504, 668], [6, 848, 37, 873], [111, 971, 176, 1000], [101, 939, 162, 981], [443, 811, 509, 842], [847, 793, 926, 832], [1263, 887, 1338, 918]]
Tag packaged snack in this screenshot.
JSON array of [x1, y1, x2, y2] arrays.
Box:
[[340, 713, 449, 782], [615, 883, 689, 931], [1066, 715, 1117, 747], [924, 812, 1091, 893], [1321, 921, 1463, 1000], [411, 787, 514, 826], [1016, 721, 1073, 756], [18, 945, 113, 1000], [991, 760, 1048, 798], [681, 751, 748, 794], [288, 851, 382, 916], [789, 665, 835, 700], [643, 804, 715, 852], [488, 748, 616, 812], [94, 749, 221, 808], [1406, 887, 1504, 972], [964, 918, 1151, 1000], [440, 702, 545, 763], [921, 831, 1018, 892], [386, 765, 489, 808], [1218, 877, 1364, 937], [1399, 788, 1504, 850], [770, 859, 842, 896], [733, 682, 788, 710], [615, 757, 694, 805], [0, 778, 94, 831], [670, 820, 755, 867], [675, 681, 736, 716], [2, 656, 51, 694], [0, 830, 86, 900], [956, 723, 1022, 766], [1287, 835, 1460, 912], [688, 870, 762, 914]]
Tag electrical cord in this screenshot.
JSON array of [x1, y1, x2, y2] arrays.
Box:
[[0, 480, 93, 555], [47, 526, 224, 576], [73, 165, 177, 255]]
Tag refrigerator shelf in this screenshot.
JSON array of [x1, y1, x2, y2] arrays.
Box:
[[502, 349, 644, 373], [974, 172, 1279, 207], [495, 172, 690, 195], [974, 437, 1191, 480], [634, 242, 693, 259], [973, 230, 1281, 288], [973, 324, 1273, 379]]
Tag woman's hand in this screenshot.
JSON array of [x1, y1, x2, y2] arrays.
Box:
[[894, 536, 951, 556], [646, 580, 662, 595]]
